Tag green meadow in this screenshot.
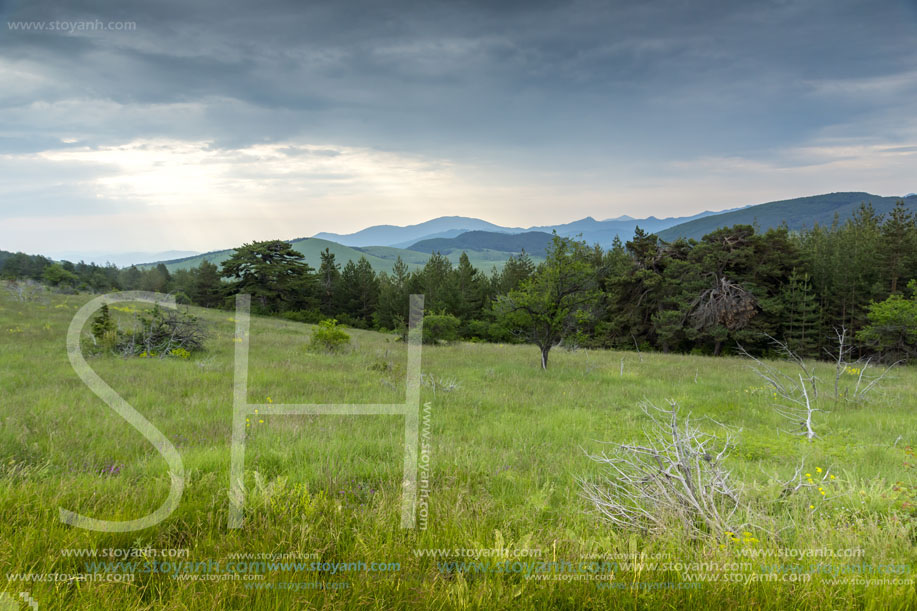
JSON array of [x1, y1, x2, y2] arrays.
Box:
[[1, 288, 915, 609]]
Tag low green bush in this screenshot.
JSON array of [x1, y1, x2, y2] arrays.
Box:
[[88, 304, 207, 358], [309, 318, 351, 353], [422, 313, 460, 345]]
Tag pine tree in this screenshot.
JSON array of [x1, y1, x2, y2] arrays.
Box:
[[451, 252, 485, 321], [880, 201, 917, 295], [317, 248, 341, 316], [219, 240, 316, 313], [119, 266, 143, 290], [339, 257, 379, 327], [411, 252, 455, 315], [140, 263, 172, 293], [495, 251, 535, 294], [91, 304, 116, 342], [375, 257, 411, 330], [191, 261, 223, 308], [781, 269, 820, 357]]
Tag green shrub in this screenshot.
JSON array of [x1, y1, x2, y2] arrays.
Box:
[[309, 318, 351, 353], [857, 280, 917, 362], [422, 313, 460, 345], [91, 304, 116, 342], [119, 306, 207, 358], [85, 305, 207, 358]]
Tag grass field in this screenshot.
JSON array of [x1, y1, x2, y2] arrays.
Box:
[[1, 287, 915, 609]]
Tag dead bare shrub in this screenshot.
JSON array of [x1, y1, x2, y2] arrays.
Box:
[[580, 400, 751, 539]]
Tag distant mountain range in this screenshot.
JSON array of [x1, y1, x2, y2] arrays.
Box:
[[313, 209, 733, 249], [139, 191, 915, 273], [657, 192, 917, 241], [46, 250, 200, 267], [313, 217, 521, 248]]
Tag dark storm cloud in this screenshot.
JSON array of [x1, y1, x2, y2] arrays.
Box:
[[2, 0, 914, 162], [0, 0, 916, 257]]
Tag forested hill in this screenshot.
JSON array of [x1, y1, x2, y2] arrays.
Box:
[[659, 192, 917, 241], [136, 237, 545, 274], [407, 231, 554, 254]]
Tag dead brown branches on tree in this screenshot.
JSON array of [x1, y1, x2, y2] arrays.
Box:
[[689, 275, 757, 332]]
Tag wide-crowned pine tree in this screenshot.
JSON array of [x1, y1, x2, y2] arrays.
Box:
[[219, 240, 316, 313]]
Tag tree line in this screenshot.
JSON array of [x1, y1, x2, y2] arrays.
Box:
[[3, 200, 915, 365]]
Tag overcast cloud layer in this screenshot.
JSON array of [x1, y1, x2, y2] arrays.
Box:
[[1, 0, 916, 253]]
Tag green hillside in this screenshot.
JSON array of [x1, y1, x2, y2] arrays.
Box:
[[144, 238, 544, 274], [658, 192, 917, 241], [408, 230, 554, 255]]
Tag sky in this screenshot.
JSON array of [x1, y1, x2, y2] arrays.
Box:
[[1, 0, 916, 255]]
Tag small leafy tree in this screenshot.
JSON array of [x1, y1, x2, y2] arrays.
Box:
[[495, 235, 600, 369], [309, 318, 351, 353], [857, 280, 917, 362], [42, 263, 79, 287]]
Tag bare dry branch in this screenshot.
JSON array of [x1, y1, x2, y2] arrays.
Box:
[[739, 339, 821, 441], [580, 400, 752, 539]]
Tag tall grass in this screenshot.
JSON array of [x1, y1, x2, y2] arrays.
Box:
[[0, 288, 915, 609]]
